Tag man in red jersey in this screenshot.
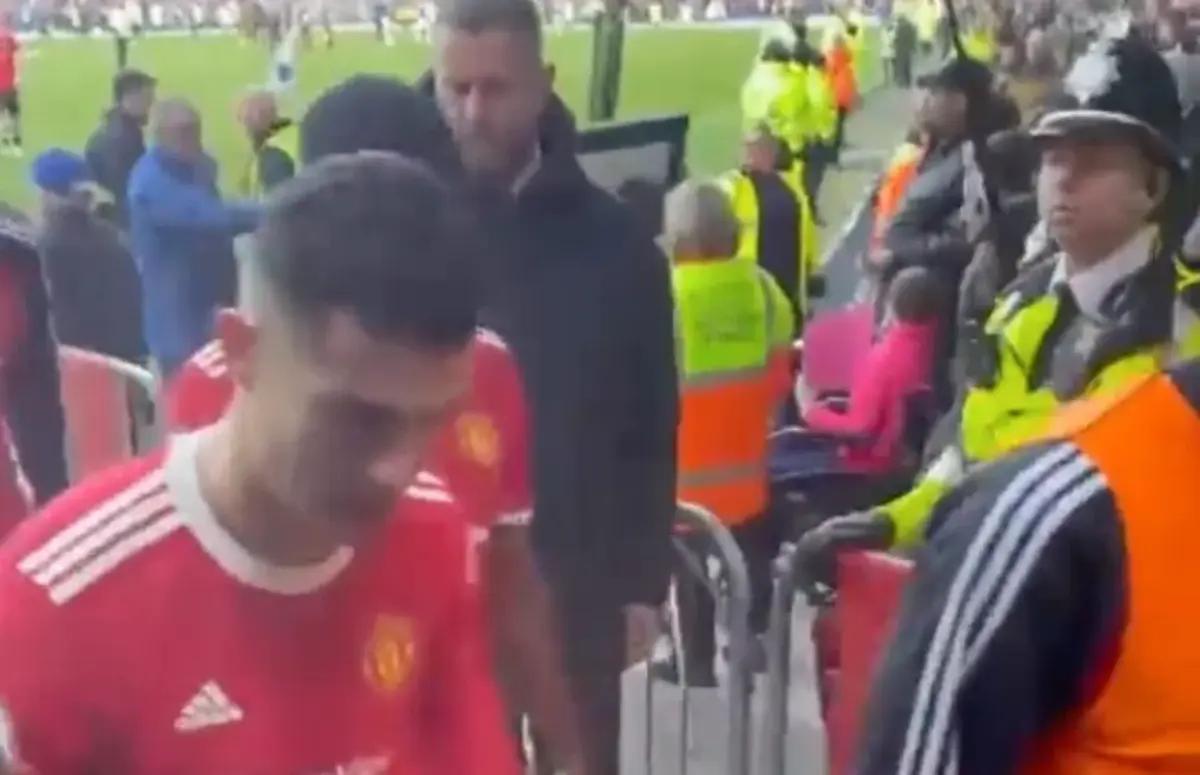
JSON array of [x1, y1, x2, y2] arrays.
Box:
[[166, 75, 585, 773], [0, 153, 520, 774], [0, 25, 20, 157]]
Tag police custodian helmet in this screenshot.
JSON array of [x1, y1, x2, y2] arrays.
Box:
[[1031, 35, 1182, 169]]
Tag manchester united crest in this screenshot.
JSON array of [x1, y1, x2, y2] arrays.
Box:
[[456, 412, 500, 470], [362, 615, 417, 697]]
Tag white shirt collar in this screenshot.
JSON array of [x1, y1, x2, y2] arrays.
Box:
[[1051, 227, 1156, 321], [164, 428, 355, 595]]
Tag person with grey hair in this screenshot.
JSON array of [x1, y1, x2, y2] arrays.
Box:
[[127, 97, 259, 378], [656, 179, 793, 687]]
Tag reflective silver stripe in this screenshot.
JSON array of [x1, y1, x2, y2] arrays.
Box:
[[681, 363, 770, 390], [679, 461, 765, 488]]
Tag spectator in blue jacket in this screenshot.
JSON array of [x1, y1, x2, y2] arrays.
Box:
[[128, 98, 259, 377]]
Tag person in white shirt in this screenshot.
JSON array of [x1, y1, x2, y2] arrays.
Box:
[[109, 3, 132, 67]]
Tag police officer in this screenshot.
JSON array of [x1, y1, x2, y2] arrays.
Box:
[[742, 36, 807, 162], [654, 180, 794, 685], [236, 89, 297, 198], [793, 20, 837, 224], [797, 35, 1200, 579], [718, 126, 822, 329]]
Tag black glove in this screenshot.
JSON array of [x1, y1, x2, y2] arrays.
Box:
[[793, 511, 895, 596]]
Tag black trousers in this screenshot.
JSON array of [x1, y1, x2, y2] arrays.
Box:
[[116, 36, 129, 68], [676, 510, 782, 673], [555, 587, 625, 775], [894, 48, 913, 86], [833, 108, 849, 158], [803, 145, 829, 220]]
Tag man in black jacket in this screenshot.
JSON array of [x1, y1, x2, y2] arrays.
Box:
[[431, 0, 678, 771], [0, 206, 68, 528], [874, 56, 1002, 403], [85, 69, 155, 228], [32, 149, 145, 363]]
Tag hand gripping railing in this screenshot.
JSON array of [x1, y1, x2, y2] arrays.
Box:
[[641, 502, 753, 775]]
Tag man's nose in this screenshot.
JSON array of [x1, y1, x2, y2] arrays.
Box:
[[462, 88, 487, 125]]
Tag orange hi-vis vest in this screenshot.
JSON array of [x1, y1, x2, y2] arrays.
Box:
[[1029, 372, 1200, 774], [673, 258, 793, 525], [872, 141, 924, 251]]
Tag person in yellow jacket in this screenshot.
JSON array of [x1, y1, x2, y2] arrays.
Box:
[[795, 35, 1200, 577], [651, 179, 794, 686], [915, 0, 939, 56], [718, 125, 822, 328], [236, 89, 297, 198], [741, 38, 808, 160], [790, 24, 837, 224]]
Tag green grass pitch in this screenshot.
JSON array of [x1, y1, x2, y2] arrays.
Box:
[[5, 25, 761, 207]]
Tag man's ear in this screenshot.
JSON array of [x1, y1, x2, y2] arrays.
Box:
[[1150, 167, 1171, 210], [214, 308, 258, 390]]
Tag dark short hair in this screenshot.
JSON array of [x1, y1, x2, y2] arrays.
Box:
[[437, 0, 542, 52], [257, 153, 479, 349], [300, 75, 461, 176], [761, 39, 792, 63], [890, 267, 942, 323], [113, 69, 155, 103]]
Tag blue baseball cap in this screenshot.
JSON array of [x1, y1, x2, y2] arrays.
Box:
[[31, 149, 93, 196]]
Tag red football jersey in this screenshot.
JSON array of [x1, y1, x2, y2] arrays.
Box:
[[167, 331, 532, 531], [0, 432, 521, 774], [0, 30, 18, 92]]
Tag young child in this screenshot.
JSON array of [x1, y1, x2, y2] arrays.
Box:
[[795, 266, 939, 474]]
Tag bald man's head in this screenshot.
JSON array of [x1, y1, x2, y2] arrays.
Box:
[[152, 98, 203, 161], [238, 89, 280, 141]]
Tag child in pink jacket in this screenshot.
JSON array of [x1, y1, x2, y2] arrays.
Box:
[[799, 267, 939, 473]]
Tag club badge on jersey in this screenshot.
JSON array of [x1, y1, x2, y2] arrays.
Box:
[[362, 614, 419, 698], [455, 412, 500, 473]]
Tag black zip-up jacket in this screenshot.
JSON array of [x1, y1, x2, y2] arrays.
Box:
[[85, 108, 146, 228], [467, 98, 678, 606], [884, 137, 970, 274], [0, 210, 68, 506], [37, 199, 145, 363]]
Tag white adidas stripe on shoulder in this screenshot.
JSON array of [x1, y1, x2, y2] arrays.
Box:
[[18, 468, 183, 605], [415, 470, 446, 489], [405, 485, 454, 504], [48, 512, 183, 605], [897, 443, 1107, 775], [192, 341, 228, 379], [475, 327, 509, 351], [18, 469, 166, 576]]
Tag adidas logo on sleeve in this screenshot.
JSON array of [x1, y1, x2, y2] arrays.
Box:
[[174, 681, 244, 733]]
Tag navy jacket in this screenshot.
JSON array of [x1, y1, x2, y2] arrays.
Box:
[[127, 147, 258, 374]]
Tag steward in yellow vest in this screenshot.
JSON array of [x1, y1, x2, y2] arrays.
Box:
[[717, 127, 822, 328], [652, 179, 793, 687], [795, 35, 1200, 572], [665, 180, 794, 525], [236, 90, 297, 198]]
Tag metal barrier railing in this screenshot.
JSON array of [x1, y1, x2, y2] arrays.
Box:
[[58, 346, 161, 481], [763, 540, 804, 775], [641, 502, 753, 775]]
